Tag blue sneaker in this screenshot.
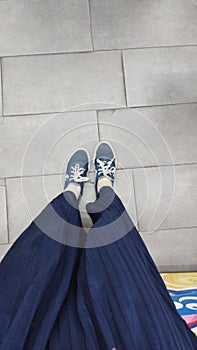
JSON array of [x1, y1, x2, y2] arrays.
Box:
[[94, 142, 116, 198], [64, 149, 89, 196]]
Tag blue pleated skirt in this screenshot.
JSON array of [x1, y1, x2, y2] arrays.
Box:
[[0, 187, 196, 350]]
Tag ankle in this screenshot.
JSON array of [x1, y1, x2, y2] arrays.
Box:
[[97, 177, 112, 193], [64, 183, 81, 200]]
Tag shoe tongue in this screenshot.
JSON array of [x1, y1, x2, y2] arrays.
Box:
[[99, 156, 110, 162], [71, 161, 85, 168]]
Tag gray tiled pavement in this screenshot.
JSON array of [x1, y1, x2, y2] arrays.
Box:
[[91, 0, 197, 49], [0, 1, 196, 271], [133, 164, 197, 232], [0, 61, 2, 116], [0, 186, 8, 244], [98, 104, 197, 168], [0, 0, 92, 56], [6, 175, 64, 243], [123, 47, 197, 107], [141, 227, 197, 272], [3, 51, 126, 115], [0, 111, 98, 177]]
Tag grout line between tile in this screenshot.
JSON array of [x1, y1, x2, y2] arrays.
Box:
[[139, 225, 197, 233], [128, 162, 197, 171], [0, 44, 196, 59], [129, 101, 197, 109], [4, 180, 10, 243], [3, 109, 100, 118], [131, 169, 139, 230], [0, 59, 4, 117], [96, 111, 101, 141], [87, 0, 94, 51], [3, 101, 197, 118], [121, 50, 128, 107], [3, 162, 197, 180], [0, 49, 93, 60], [95, 44, 197, 52]]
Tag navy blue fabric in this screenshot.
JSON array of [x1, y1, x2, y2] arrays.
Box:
[[0, 187, 196, 349]]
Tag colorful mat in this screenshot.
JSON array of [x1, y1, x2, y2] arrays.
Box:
[[161, 272, 197, 336]]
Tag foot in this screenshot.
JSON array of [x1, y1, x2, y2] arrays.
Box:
[[64, 149, 89, 198], [94, 142, 116, 198]]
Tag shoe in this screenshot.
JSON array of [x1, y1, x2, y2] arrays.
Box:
[[64, 149, 89, 196], [94, 142, 116, 198]]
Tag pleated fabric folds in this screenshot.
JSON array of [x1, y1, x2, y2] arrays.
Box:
[[0, 187, 196, 350]]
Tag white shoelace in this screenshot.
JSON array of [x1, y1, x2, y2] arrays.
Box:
[[96, 158, 115, 180], [66, 164, 89, 183]]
